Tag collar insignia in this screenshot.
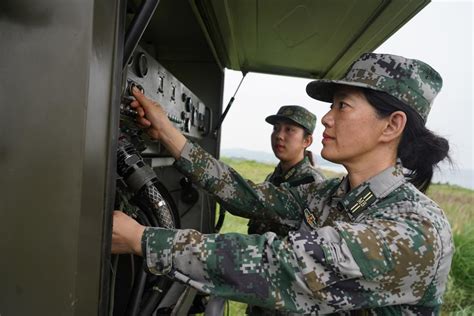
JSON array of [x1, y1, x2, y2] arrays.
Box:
[[304, 208, 318, 230], [346, 187, 376, 217]]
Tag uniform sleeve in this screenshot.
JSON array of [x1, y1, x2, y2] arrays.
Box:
[[174, 141, 303, 224], [141, 226, 343, 313], [142, 205, 445, 314]]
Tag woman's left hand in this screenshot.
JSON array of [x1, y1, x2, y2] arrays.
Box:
[[111, 211, 145, 256]]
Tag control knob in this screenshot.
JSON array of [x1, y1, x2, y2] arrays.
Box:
[[135, 53, 148, 78]]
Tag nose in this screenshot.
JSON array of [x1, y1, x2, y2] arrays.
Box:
[[273, 127, 284, 140], [274, 132, 284, 142], [321, 109, 334, 128]]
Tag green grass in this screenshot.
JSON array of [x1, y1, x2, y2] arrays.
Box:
[[442, 226, 474, 315], [426, 184, 474, 232], [217, 157, 474, 315], [426, 185, 474, 315], [221, 157, 276, 183]]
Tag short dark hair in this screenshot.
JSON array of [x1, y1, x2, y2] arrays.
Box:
[[363, 88, 450, 193]]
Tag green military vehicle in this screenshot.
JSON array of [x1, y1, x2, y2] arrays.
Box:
[[0, 0, 431, 314]]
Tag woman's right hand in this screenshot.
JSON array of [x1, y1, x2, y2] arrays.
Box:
[[130, 87, 187, 158], [130, 86, 172, 141]]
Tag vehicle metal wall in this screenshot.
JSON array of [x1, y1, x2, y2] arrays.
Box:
[[0, 0, 121, 314]]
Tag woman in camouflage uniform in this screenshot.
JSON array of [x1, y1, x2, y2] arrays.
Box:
[[245, 106, 325, 315], [112, 53, 453, 315], [246, 105, 325, 237]]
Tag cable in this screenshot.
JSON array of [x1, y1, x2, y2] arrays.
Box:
[[108, 255, 120, 316], [214, 206, 226, 233], [116, 136, 182, 315], [125, 212, 151, 316]]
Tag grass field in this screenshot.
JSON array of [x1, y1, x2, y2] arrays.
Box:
[[217, 157, 474, 315]]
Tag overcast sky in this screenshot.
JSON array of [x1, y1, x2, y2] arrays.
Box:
[[220, 0, 473, 172]]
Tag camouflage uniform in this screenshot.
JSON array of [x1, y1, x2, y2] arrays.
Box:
[[140, 53, 453, 314], [142, 143, 453, 314]]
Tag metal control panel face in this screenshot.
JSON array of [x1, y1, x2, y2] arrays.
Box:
[[124, 46, 212, 150]]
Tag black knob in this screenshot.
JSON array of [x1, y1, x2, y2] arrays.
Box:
[[185, 97, 192, 112], [184, 118, 190, 132], [157, 76, 164, 93], [171, 86, 176, 101], [128, 81, 144, 95]]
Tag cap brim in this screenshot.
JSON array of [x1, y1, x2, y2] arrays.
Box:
[[306, 79, 383, 102], [265, 115, 297, 126]]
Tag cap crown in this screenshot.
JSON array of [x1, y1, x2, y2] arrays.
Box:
[[307, 53, 443, 121], [266, 105, 316, 133]]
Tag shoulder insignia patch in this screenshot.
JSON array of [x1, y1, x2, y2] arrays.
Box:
[[347, 187, 376, 216]]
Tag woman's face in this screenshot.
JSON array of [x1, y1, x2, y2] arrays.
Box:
[[321, 86, 387, 165], [271, 121, 310, 163]]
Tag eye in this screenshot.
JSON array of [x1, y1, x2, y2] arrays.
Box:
[[338, 101, 348, 109], [330, 100, 350, 110]]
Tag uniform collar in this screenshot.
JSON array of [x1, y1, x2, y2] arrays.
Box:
[[273, 156, 310, 182], [334, 160, 406, 219]]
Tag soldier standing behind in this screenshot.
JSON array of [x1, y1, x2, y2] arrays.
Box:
[[246, 106, 325, 316], [112, 53, 453, 314], [247, 105, 325, 237]]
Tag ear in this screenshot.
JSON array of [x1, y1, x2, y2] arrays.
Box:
[[380, 111, 407, 143], [303, 134, 313, 148]]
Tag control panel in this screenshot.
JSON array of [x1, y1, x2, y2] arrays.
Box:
[[120, 46, 212, 156]]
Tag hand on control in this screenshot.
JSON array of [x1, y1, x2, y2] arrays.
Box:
[[130, 87, 187, 158]]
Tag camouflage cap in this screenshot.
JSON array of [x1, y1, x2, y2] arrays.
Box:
[[306, 53, 443, 121], [266, 105, 316, 133]]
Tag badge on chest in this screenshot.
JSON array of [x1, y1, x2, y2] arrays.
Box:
[[304, 208, 318, 230]]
